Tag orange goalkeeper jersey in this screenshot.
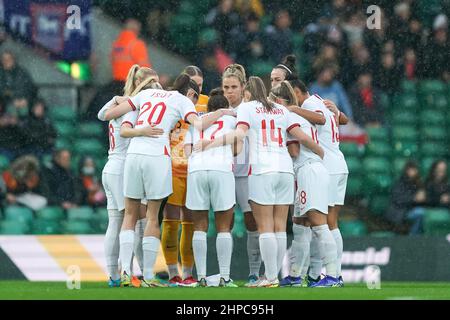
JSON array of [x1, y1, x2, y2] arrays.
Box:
[[170, 94, 209, 177]]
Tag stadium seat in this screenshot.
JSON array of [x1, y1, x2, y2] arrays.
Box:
[[207, 209, 216, 238], [393, 141, 419, 158], [36, 207, 65, 221], [420, 127, 447, 141], [91, 208, 109, 233], [63, 220, 94, 234], [420, 143, 448, 158], [346, 157, 362, 175], [429, 94, 448, 110], [78, 122, 104, 138], [95, 207, 109, 220], [55, 138, 72, 150], [49, 107, 77, 122], [418, 80, 446, 95], [32, 219, 62, 235], [249, 60, 275, 77], [391, 110, 417, 125], [346, 176, 363, 197], [393, 94, 418, 111], [67, 207, 94, 221], [369, 231, 396, 237], [366, 126, 389, 142], [365, 173, 393, 193], [339, 220, 368, 237], [420, 157, 435, 175], [0, 154, 9, 172], [365, 141, 392, 157], [400, 80, 416, 93], [392, 126, 418, 141], [420, 110, 446, 126], [423, 208, 450, 236], [198, 28, 218, 45], [363, 157, 391, 174], [54, 122, 76, 139], [4, 206, 34, 223], [369, 195, 390, 216], [393, 157, 409, 175], [0, 220, 30, 235], [73, 139, 104, 156], [339, 142, 361, 157], [232, 208, 246, 238]]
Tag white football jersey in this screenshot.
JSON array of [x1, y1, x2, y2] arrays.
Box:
[[237, 101, 297, 175], [233, 103, 250, 177], [287, 113, 322, 172], [98, 97, 130, 175], [302, 94, 348, 174], [124, 89, 197, 156], [185, 114, 236, 173]]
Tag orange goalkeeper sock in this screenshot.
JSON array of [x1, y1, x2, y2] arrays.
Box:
[[161, 219, 180, 277], [180, 221, 194, 278]]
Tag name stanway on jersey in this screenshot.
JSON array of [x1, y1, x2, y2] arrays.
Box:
[[287, 113, 322, 172], [237, 101, 297, 175], [302, 94, 348, 174], [123, 89, 197, 156], [185, 114, 236, 173]]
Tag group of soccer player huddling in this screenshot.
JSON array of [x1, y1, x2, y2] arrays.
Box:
[[97, 54, 349, 288]]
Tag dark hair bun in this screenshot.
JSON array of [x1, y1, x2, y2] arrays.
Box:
[[283, 55, 297, 68], [209, 87, 224, 97]]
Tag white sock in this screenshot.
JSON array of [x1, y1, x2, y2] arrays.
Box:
[[309, 232, 322, 279], [182, 266, 193, 279], [142, 236, 160, 280], [104, 210, 123, 280], [119, 229, 135, 275], [192, 231, 207, 279], [247, 231, 261, 277], [259, 233, 278, 281], [312, 224, 337, 278], [216, 232, 233, 281], [275, 232, 287, 275], [168, 264, 179, 279], [331, 228, 343, 277], [301, 254, 310, 278], [290, 224, 311, 278], [134, 218, 146, 273]]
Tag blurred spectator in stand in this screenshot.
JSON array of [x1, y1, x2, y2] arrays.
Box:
[[206, 0, 241, 52], [309, 64, 353, 119], [85, 18, 151, 121], [419, 14, 450, 81], [311, 43, 340, 81], [43, 149, 80, 210], [374, 52, 401, 95], [77, 156, 106, 208], [363, 8, 390, 71], [21, 99, 57, 159], [391, 2, 412, 55], [264, 9, 294, 64], [0, 50, 36, 111], [340, 42, 373, 88], [425, 160, 450, 208], [340, 11, 366, 46], [349, 72, 384, 127], [401, 48, 418, 81], [235, 0, 264, 18], [230, 12, 265, 66], [2, 155, 49, 211], [385, 161, 426, 234]]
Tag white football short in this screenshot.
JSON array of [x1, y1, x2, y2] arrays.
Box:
[[186, 170, 235, 212], [294, 161, 329, 217], [328, 173, 348, 206], [123, 153, 172, 200], [248, 172, 294, 205], [102, 171, 125, 211]]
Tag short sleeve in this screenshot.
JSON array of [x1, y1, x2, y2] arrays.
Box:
[[286, 133, 298, 145], [236, 104, 251, 128], [177, 95, 197, 123], [287, 112, 301, 133], [121, 110, 139, 127], [303, 98, 324, 115]]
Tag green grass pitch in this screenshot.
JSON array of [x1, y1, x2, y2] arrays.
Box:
[[1, 281, 449, 300]]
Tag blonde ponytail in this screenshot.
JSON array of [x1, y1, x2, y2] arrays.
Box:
[[269, 80, 298, 106], [123, 66, 160, 96], [123, 64, 140, 96]]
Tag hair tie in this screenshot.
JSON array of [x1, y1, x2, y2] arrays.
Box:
[[276, 64, 292, 75]]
